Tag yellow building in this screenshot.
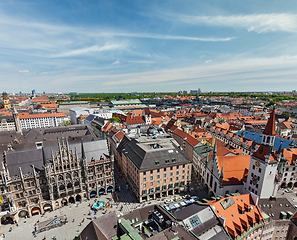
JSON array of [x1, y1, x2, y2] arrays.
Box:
[[2, 92, 11, 109]]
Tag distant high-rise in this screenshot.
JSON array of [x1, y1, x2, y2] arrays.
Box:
[[198, 88, 202, 94], [32, 89, 36, 97], [190, 89, 198, 94]]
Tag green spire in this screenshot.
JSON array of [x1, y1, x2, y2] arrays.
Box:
[[42, 147, 47, 166], [205, 153, 209, 163], [251, 138, 256, 151], [220, 165, 223, 178], [279, 162, 284, 174], [213, 140, 217, 155]]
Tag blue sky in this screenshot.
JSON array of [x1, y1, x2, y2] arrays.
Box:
[[1, 0, 297, 93]]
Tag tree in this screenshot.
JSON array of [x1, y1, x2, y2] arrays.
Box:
[[58, 120, 71, 126], [109, 117, 121, 123], [281, 112, 290, 117]]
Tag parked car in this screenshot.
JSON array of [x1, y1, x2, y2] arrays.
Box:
[[285, 189, 293, 193]]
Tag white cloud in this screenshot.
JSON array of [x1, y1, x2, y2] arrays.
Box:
[[18, 70, 29, 73], [112, 60, 120, 65], [178, 13, 297, 33], [114, 32, 235, 41], [51, 43, 125, 58], [205, 60, 212, 63], [40, 72, 48, 75]]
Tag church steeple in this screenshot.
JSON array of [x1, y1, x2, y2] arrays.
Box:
[[220, 166, 224, 179], [261, 109, 276, 147], [213, 139, 217, 155]]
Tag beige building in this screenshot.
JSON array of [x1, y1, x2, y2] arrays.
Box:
[[117, 135, 191, 202]]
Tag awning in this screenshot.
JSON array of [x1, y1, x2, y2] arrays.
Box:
[[32, 209, 40, 214], [90, 193, 96, 197], [185, 200, 191, 205], [107, 188, 112, 192], [44, 206, 52, 210], [168, 205, 176, 210], [99, 191, 104, 194]]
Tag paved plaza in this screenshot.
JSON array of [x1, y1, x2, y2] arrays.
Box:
[[0, 168, 211, 240]]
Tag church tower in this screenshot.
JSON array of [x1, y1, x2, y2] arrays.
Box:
[[245, 109, 279, 198], [12, 106, 22, 134], [142, 107, 151, 124], [245, 110, 279, 198], [2, 92, 11, 109]]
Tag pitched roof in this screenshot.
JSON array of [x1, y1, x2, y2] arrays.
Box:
[[217, 155, 250, 185], [173, 129, 199, 147], [209, 194, 264, 239], [263, 109, 276, 135], [253, 145, 278, 162], [18, 112, 67, 119]]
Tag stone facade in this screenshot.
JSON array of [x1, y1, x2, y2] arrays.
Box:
[[0, 138, 114, 224]]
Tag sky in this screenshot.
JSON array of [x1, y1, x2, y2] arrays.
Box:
[[1, 0, 297, 93]]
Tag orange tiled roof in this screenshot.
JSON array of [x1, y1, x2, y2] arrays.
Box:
[[18, 112, 67, 119], [217, 155, 250, 185], [208, 194, 264, 239], [282, 121, 292, 129], [282, 148, 297, 166], [173, 129, 199, 147]]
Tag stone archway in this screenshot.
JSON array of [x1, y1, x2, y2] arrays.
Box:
[[294, 182, 297, 188], [18, 210, 29, 218], [76, 195, 81, 202], [90, 190, 96, 198], [59, 185, 65, 191], [107, 186, 113, 193], [281, 182, 287, 188], [69, 197, 75, 204], [61, 199, 68, 206], [288, 182, 293, 188], [98, 188, 105, 195], [1, 216, 13, 225], [43, 204, 52, 212], [31, 207, 41, 216]]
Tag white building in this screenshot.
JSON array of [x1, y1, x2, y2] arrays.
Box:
[[19, 112, 69, 129], [69, 107, 114, 124]]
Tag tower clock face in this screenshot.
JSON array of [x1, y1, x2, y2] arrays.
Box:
[[255, 160, 261, 168]]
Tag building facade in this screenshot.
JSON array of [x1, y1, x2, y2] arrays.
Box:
[[19, 112, 69, 129], [0, 138, 114, 225], [117, 135, 191, 202]]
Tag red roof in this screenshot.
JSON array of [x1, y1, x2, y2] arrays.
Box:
[[19, 112, 67, 119], [263, 110, 276, 135]]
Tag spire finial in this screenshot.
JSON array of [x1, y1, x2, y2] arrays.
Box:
[[42, 147, 47, 166], [81, 138, 86, 159], [220, 165, 223, 178]]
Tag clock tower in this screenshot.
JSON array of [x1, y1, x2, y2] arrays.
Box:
[[245, 109, 279, 198]]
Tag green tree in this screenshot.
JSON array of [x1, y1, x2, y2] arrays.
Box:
[[58, 120, 71, 126], [108, 117, 121, 123]]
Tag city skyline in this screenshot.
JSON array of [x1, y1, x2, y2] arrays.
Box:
[[1, 0, 297, 93]]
